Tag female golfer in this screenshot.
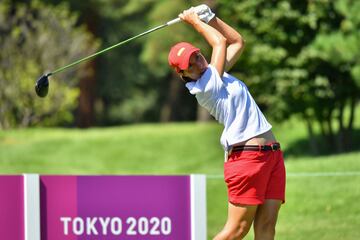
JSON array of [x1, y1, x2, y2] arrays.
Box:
[[168, 7, 286, 240]]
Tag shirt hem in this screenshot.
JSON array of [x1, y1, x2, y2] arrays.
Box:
[[222, 125, 273, 149]]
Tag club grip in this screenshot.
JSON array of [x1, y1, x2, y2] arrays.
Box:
[[166, 17, 181, 26]]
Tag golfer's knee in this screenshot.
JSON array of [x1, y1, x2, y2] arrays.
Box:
[[213, 221, 252, 240], [254, 217, 276, 238]]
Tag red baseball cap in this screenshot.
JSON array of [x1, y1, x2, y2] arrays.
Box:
[[168, 42, 200, 72]]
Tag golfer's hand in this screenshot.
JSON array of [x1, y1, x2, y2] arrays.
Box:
[[179, 8, 202, 26], [180, 5, 215, 24], [196, 4, 215, 23]]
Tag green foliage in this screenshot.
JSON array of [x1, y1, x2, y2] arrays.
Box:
[[86, 0, 158, 124], [218, 0, 359, 151], [141, 0, 211, 77], [71, 0, 207, 124], [0, 0, 99, 128], [2, 0, 359, 149]]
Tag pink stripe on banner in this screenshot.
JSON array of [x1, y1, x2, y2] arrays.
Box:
[[40, 176, 78, 240], [0, 176, 24, 240]]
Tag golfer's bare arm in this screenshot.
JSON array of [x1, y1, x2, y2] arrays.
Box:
[[179, 10, 226, 76], [208, 17, 245, 72]]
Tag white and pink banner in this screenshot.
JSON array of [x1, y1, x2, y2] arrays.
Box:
[[0, 174, 206, 240]]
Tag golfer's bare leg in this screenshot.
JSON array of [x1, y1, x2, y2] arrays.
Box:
[[253, 199, 282, 240], [213, 203, 258, 240]]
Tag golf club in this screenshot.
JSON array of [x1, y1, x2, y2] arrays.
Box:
[[35, 4, 210, 97]]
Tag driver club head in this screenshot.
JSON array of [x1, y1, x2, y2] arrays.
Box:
[[35, 73, 51, 98]]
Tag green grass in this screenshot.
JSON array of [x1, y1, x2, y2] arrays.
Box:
[[0, 123, 224, 174], [1, 120, 360, 239]]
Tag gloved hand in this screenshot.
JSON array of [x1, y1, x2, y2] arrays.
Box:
[[192, 4, 215, 23]]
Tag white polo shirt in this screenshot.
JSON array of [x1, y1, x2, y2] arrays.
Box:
[[185, 64, 272, 150]]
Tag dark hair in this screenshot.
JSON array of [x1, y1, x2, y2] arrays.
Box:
[[178, 70, 194, 83], [180, 76, 194, 83]]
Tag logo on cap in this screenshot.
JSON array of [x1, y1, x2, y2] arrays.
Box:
[[177, 47, 185, 56]]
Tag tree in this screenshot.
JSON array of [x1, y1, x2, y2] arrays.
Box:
[[141, 0, 213, 122], [297, 0, 360, 152], [0, 0, 99, 128], [94, 0, 162, 124], [51, 0, 162, 125], [217, 0, 359, 153], [43, 0, 102, 128], [39, 0, 213, 125]]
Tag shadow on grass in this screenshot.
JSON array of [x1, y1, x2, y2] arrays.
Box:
[[284, 128, 360, 158]]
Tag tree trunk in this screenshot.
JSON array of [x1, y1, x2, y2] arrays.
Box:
[[197, 105, 212, 122], [325, 108, 336, 152], [305, 116, 319, 155], [76, 8, 97, 128], [160, 74, 182, 122], [319, 119, 327, 140], [344, 95, 357, 151], [336, 101, 345, 152], [76, 61, 96, 128], [319, 116, 332, 153]]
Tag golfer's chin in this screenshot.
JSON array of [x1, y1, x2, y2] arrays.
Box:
[[200, 66, 207, 74], [199, 61, 209, 74], [190, 73, 203, 81], [196, 67, 207, 78], [187, 67, 208, 81]]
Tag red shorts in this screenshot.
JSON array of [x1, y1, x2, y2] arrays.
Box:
[[224, 148, 286, 205]]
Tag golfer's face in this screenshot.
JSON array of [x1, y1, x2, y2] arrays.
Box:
[[180, 52, 208, 81]]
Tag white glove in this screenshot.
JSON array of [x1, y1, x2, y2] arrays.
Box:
[[167, 4, 215, 26], [193, 4, 215, 23]]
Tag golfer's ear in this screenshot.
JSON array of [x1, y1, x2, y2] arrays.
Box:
[[210, 39, 226, 77]]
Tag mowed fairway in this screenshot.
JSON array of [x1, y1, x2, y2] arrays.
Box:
[[1, 120, 360, 239]]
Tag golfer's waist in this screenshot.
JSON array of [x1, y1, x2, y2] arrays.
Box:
[[229, 142, 281, 153]]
